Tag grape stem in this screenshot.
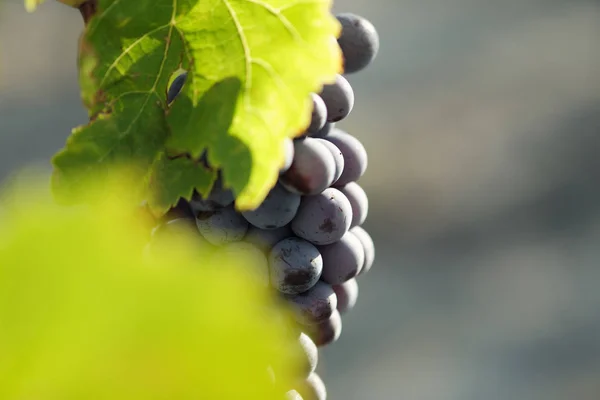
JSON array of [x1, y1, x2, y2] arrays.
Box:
[[78, 0, 97, 25]]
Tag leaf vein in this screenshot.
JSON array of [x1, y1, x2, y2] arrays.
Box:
[[223, 0, 253, 109], [98, 23, 171, 89]]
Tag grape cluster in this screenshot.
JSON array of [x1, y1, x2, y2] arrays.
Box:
[[155, 12, 379, 400]]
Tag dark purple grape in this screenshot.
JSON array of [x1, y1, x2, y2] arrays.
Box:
[[336, 13, 380, 74], [325, 129, 368, 186], [305, 309, 342, 347], [286, 281, 337, 325], [319, 74, 354, 122], [269, 237, 323, 295], [307, 93, 328, 134], [195, 205, 248, 245], [332, 278, 359, 314], [242, 184, 301, 229], [280, 138, 336, 195], [350, 226, 375, 275], [291, 188, 352, 246], [318, 232, 365, 285], [338, 182, 368, 228], [314, 138, 344, 185]]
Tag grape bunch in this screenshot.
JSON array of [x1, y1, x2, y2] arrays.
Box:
[[154, 12, 379, 400]]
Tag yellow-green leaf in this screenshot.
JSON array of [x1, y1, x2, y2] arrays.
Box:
[[0, 170, 303, 399], [166, 0, 342, 208], [50, 0, 342, 214]]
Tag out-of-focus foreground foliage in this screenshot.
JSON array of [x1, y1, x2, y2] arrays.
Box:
[[0, 170, 301, 399]]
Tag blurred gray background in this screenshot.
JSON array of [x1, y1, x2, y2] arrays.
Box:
[[2, 0, 600, 399]]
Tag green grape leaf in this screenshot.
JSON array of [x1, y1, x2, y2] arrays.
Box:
[[0, 170, 303, 399], [147, 154, 216, 212], [51, 96, 171, 207], [51, 0, 342, 214], [165, 0, 342, 208]]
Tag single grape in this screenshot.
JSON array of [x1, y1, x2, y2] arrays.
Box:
[[189, 175, 235, 212], [269, 237, 323, 295], [308, 122, 335, 138], [285, 390, 304, 400], [305, 309, 342, 348], [307, 93, 328, 134], [325, 129, 368, 186], [338, 182, 368, 228], [332, 278, 359, 314], [286, 281, 337, 325], [242, 184, 301, 230], [195, 205, 248, 245], [313, 139, 344, 185], [281, 138, 295, 174], [298, 332, 319, 378], [336, 13, 380, 74], [350, 226, 375, 275], [297, 372, 327, 400], [291, 188, 352, 246], [210, 242, 269, 287], [244, 225, 293, 253], [167, 71, 187, 103], [280, 138, 336, 195], [318, 232, 365, 285], [319, 74, 354, 122]]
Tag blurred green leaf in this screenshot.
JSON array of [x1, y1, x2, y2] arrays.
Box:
[[0, 170, 302, 399]]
